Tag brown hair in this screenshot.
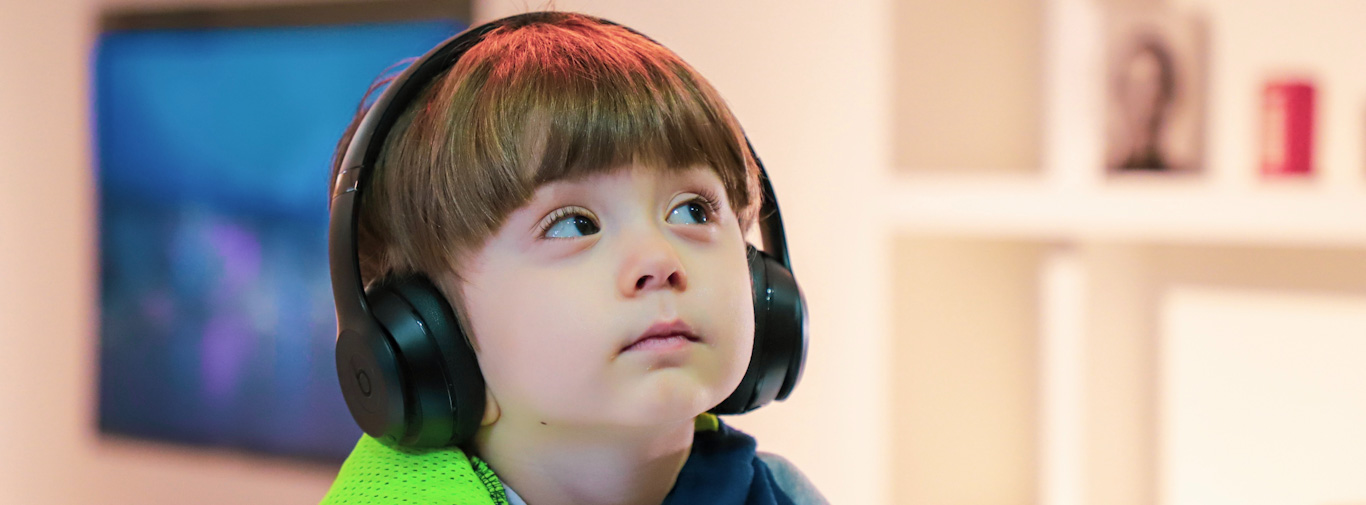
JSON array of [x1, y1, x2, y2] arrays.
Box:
[[330, 11, 761, 299]]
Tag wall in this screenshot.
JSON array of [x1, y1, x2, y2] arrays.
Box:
[[890, 237, 1043, 505], [0, 0, 97, 501], [893, 0, 1043, 173]]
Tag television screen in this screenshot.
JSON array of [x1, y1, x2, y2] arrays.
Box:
[[96, 18, 464, 462]]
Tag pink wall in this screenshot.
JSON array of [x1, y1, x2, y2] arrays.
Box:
[[0, 1, 337, 502]]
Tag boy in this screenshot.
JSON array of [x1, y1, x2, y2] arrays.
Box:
[[321, 11, 824, 505]]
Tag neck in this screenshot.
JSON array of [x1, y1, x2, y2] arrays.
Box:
[[473, 417, 695, 505]]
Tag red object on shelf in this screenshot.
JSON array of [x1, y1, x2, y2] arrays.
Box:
[[1260, 80, 1315, 177]]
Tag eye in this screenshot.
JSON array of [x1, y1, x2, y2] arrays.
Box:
[[666, 193, 721, 225], [540, 208, 600, 239]]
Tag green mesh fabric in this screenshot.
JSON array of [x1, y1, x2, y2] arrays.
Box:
[[320, 435, 508, 505], [321, 415, 721, 505]]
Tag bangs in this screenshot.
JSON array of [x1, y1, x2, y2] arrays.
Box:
[[502, 31, 750, 189], [362, 12, 759, 282], [449, 14, 758, 221]]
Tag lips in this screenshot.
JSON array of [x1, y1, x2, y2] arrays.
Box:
[[621, 319, 701, 353]]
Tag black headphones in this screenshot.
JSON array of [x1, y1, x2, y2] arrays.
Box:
[[329, 12, 807, 448]]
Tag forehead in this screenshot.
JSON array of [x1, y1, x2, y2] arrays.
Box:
[[526, 163, 723, 197]]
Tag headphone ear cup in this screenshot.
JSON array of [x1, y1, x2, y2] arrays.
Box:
[[758, 251, 808, 402], [336, 318, 407, 444], [710, 245, 808, 415], [386, 275, 486, 445], [352, 274, 485, 447]]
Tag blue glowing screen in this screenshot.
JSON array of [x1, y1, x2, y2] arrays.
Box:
[[96, 19, 462, 461]]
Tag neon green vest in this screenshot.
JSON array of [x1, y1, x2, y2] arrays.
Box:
[[319, 434, 509, 505], [320, 415, 721, 505]]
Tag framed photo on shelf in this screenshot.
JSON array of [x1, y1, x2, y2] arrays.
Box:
[[1103, 6, 1207, 177]]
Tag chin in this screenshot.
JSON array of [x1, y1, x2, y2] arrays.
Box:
[[616, 370, 731, 426]]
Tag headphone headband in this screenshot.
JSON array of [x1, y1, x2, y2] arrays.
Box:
[[329, 19, 502, 335]]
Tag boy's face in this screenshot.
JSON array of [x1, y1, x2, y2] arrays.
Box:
[[458, 164, 754, 429]]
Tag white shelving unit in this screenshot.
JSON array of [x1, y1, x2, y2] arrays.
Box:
[[883, 174, 1366, 248], [886, 1, 1366, 505]]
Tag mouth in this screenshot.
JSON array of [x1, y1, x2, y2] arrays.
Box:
[[621, 319, 701, 354]]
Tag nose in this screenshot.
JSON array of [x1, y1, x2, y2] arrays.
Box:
[[617, 233, 688, 297]]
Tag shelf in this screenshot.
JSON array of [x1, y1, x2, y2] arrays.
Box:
[[881, 173, 1366, 248]]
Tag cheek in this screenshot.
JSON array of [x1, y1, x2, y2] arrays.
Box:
[[705, 244, 757, 393], [733, 261, 757, 352], [462, 268, 605, 390], [698, 238, 757, 356]]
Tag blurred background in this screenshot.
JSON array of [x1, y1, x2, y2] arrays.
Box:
[[2, 0, 1365, 504]]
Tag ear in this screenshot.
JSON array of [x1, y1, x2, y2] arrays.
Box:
[[480, 385, 501, 426]]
